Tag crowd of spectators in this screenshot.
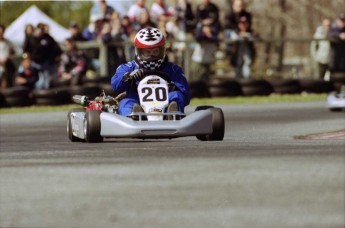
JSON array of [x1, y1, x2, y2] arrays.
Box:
[[0, 0, 344, 93], [311, 13, 345, 79]]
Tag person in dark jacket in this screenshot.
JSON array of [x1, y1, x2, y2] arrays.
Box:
[[328, 13, 345, 73], [225, 0, 252, 31], [23, 23, 62, 89], [0, 24, 16, 88], [57, 39, 88, 86], [15, 53, 40, 90], [195, 0, 220, 35], [68, 22, 87, 42], [230, 16, 258, 79], [224, 0, 253, 57]]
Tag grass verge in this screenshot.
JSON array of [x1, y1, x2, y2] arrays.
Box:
[[0, 93, 327, 114]]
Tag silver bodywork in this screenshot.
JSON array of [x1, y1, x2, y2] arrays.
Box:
[[327, 91, 345, 110], [70, 110, 213, 139]]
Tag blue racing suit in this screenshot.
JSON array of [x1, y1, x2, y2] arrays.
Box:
[[111, 60, 191, 116]]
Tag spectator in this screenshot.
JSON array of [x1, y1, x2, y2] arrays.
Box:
[[150, 0, 175, 24], [328, 13, 345, 73], [15, 53, 40, 90], [167, 0, 194, 67], [69, 21, 87, 42], [24, 23, 62, 89], [131, 10, 156, 33], [225, 0, 252, 31], [0, 24, 16, 88], [57, 39, 88, 86], [83, 14, 104, 41], [175, 0, 195, 34], [22, 24, 34, 53], [310, 18, 331, 79], [190, 24, 219, 82], [121, 16, 133, 39], [128, 0, 149, 23], [90, 0, 114, 22], [224, 0, 252, 57], [230, 16, 258, 79], [106, 11, 127, 41], [120, 15, 135, 61], [101, 19, 126, 76], [189, 0, 220, 82], [166, 16, 188, 66], [195, 0, 221, 36]]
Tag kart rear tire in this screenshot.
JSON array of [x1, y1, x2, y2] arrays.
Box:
[[84, 110, 103, 143], [67, 108, 85, 142], [195, 106, 225, 141], [329, 108, 343, 112]]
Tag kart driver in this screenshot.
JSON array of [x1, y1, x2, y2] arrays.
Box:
[[111, 27, 191, 117]]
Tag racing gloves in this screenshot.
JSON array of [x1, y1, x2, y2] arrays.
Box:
[[123, 69, 144, 83]]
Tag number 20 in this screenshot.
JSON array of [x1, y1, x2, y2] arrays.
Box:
[[142, 87, 167, 102]]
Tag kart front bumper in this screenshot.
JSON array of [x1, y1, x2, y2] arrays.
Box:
[[327, 93, 345, 109], [100, 110, 213, 139]]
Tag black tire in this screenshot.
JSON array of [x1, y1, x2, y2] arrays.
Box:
[[84, 110, 103, 143], [5, 96, 32, 107], [195, 106, 225, 141], [238, 79, 273, 96], [1, 86, 30, 97], [332, 82, 345, 92], [83, 75, 110, 84], [0, 92, 7, 107], [241, 85, 273, 96], [269, 79, 302, 94], [195, 105, 214, 111], [329, 108, 343, 112], [273, 85, 302, 94], [33, 87, 71, 105], [189, 80, 211, 98], [67, 108, 86, 142], [208, 86, 232, 97], [1, 86, 32, 107], [330, 72, 345, 83], [208, 80, 242, 97], [299, 80, 335, 93]]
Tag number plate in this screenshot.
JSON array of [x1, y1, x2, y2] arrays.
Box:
[[138, 76, 169, 119]]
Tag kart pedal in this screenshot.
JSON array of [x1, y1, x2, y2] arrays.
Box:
[[131, 104, 144, 121], [167, 101, 180, 120]]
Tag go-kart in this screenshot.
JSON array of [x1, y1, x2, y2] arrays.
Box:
[[67, 71, 225, 143], [327, 85, 345, 112]]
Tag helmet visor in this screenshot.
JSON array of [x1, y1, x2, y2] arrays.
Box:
[[136, 46, 166, 61]]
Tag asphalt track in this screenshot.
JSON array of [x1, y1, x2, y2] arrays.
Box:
[[0, 101, 344, 228]]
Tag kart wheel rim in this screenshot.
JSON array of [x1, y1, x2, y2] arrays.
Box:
[[83, 118, 87, 137]]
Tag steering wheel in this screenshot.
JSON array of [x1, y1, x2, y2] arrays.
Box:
[[142, 70, 172, 83]]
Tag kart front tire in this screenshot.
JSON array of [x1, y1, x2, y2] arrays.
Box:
[[84, 110, 103, 143], [195, 106, 225, 141], [67, 108, 85, 142]]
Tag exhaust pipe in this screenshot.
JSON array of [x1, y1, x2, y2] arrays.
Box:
[[72, 95, 89, 107]]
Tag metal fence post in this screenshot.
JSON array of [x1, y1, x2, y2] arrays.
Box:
[[99, 40, 108, 77]]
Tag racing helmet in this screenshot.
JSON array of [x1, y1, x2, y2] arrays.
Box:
[[134, 27, 166, 70]]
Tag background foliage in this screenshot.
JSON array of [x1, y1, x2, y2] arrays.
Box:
[[0, 1, 93, 29]]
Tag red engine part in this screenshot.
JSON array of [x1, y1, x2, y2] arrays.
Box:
[[86, 100, 103, 111]]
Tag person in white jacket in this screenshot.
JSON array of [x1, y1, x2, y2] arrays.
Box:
[[310, 18, 331, 79]]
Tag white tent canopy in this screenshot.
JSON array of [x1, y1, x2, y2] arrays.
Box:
[[4, 5, 71, 47]]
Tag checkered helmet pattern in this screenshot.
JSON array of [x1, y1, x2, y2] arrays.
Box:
[[134, 27, 165, 48], [134, 27, 166, 70], [135, 54, 165, 70]]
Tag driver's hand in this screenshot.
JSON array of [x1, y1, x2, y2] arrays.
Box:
[[123, 69, 144, 83]]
